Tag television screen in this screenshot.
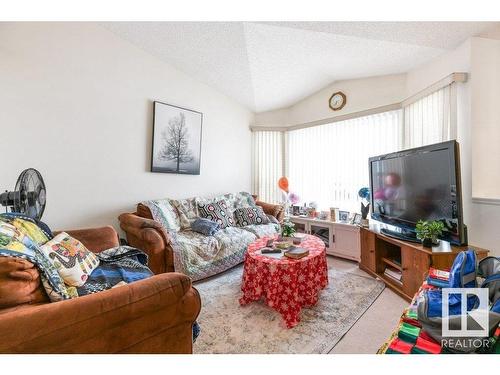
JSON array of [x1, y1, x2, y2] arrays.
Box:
[[369, 141, 463, 244]]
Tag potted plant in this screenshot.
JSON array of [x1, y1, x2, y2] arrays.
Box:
[[415, 220, 444, 247], [281, 219, 296, 239]]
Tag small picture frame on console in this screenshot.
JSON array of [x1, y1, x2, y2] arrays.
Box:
[[351, 213, 362, 225], [338, 210, 349, 222]]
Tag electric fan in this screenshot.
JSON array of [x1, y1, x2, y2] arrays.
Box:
[[0, 168, 47, 220]]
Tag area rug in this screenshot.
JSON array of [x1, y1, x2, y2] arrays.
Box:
[[193, 265, 385, 354]]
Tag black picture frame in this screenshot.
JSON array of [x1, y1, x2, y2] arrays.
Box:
[[151, 101, 203, 175], [352, 213, 362, 225], [338, 210, 349, 222]]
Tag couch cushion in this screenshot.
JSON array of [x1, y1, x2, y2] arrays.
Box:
[[40, 233, 100, 287], [170, 227, 256, 281], [234, 206, 270, 227], [0, 257, 48, 309], [242, 223, 280, 238], [213, 226, 256, 255], [197, 199, 234, 228], [140, 199, 181, 232]]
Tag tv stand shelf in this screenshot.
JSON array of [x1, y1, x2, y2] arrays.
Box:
[[381, 257, 402, 271], [359, 225, 489, 301]]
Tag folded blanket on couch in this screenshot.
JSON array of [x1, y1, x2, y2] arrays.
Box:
[[77, 246, 153, 296]]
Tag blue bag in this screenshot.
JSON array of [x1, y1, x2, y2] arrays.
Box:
[[417, 250, 500, 353]]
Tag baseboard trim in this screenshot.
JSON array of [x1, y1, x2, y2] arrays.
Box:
[[472, 197, 500, 206]]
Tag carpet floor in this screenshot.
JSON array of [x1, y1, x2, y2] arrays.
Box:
[[193, 260, 385, 354]]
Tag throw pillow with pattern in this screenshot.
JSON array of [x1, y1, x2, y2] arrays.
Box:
[[191, 218, 220, 236], [234, 206, 270, 227], [40, 233, 99, 287], [197, 199, 234, 228]]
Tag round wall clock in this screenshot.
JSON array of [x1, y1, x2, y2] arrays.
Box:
[[329, 91, 346, 111]]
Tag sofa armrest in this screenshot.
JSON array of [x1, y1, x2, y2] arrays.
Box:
[[0, 272, 201, 353], [118, 213, 174, 274], [255, 200, 285, 222], [56, 226, 120, 253]]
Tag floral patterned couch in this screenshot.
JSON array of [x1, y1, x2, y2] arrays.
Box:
[[118, 192, 284, 281]]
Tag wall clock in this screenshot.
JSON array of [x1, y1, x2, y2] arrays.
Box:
[[328, 91, 346, 111]]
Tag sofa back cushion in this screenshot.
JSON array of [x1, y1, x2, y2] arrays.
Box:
[[234, 206, 270, 227], [197, 200, 235, 228], [0, 257, 48, 309], [40, 233, 100, 287], [140, 199, 181, 232], [140, 192, 256, 232]]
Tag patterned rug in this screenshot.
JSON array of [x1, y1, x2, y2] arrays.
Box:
[[193, 265, 385, 353]]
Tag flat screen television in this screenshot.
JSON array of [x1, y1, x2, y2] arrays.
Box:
[[369, 140, 466, 245]]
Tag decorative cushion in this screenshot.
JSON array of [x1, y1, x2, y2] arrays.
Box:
[[140, 199, 181, 232], [234, 206, 270, 226], [40, 233, 100, 287], [0, 257, 48, 308], [197, 200, 234, 228], [191, 218, 220, 236]]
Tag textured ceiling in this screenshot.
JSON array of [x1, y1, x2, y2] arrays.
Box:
[[102, 22, 496, 112]]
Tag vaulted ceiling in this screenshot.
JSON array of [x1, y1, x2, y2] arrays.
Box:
[[102, 22, 496, 113]]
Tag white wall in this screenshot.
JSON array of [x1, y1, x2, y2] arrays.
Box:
[[0, 23, 254, 230], [253, 74, 407, 127], [406, 40, 471, 96], [470, 37, 500, 199]]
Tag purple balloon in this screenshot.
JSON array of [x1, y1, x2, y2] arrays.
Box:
[[288, 192, 300, 204]]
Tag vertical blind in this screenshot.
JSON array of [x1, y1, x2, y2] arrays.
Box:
[[404, 86, 452, 149], [287, 110, 403, 211], [252, 131, 283, 203], [252, 84, 455, 210]]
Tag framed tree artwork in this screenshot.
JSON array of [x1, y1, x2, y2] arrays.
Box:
[[151, 101, 203, 175]]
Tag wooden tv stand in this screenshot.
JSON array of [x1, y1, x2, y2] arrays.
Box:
[[359, 225, 489, 301]]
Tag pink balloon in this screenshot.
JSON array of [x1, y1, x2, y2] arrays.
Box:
[[288, 192, 300, 204]]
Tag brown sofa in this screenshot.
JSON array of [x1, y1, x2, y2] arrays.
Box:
[[0, 226, 201, 354], [119, 198, 284, 275]]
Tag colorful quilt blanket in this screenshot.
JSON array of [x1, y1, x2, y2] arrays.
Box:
[[77, 246, 153, 296], [0, 213, 154, 301], [0, 213, 74, 301], [142, 193, 281, 281]]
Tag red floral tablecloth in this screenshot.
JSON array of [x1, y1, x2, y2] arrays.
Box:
[[239, 235, 328, 328]]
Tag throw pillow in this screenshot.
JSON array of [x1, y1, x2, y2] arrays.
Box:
[[40, 233, 99, 287], [191, 218, 220, 236], [234, 206, 270, 227], [197, 199, 234, 228]]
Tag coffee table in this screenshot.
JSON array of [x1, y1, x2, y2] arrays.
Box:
[[239, 234, 328, 328]]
